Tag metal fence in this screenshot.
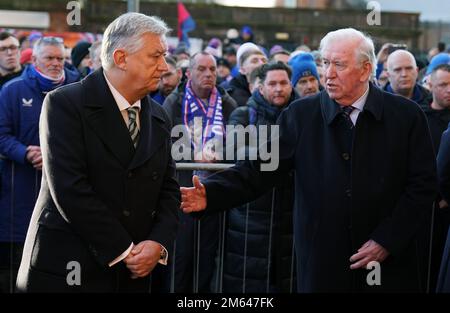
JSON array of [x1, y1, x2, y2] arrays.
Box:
[[3, 159, 449, 293], [1, 160, 296, 293], [171, 162, 296, 293]]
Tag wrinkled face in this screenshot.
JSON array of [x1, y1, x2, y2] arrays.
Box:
[[387, 52, 418, 96], [296, 75, 320, 98], [430, 69, 450, 109], [240, 53, 267, 79], [187, 54, 217, 95], [33, 45, 65, 79], [322, 39, 371, 105], [259, 69, 292, 107], [0, 36, 20, 74], [158, 63, 181, 97], [124, 33, 168, 95]]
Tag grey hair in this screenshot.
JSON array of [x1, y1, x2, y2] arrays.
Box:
[[319, 28, 377, 76], [101, 12, 170, 70], [189, 51, 217, 70], [32, 38, 65, 57]]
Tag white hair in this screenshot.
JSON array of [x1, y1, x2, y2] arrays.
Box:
[[101, 12, 170, 70], [32, 37, 65, 57], [319, 28, 376, 76]]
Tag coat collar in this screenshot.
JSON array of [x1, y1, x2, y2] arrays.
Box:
[[81, 69, 167, 169], [321, 82, 383, 125]]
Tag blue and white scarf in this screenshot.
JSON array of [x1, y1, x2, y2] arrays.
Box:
[[31, 64, 65, 94], [182, 80, 224, 161]]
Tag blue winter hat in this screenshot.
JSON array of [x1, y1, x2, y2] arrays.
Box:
[[241, 26, 253, 36], [426, 53, 450, 75], [288, 53, 319, 86]]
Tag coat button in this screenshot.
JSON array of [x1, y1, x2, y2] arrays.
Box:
[[345, 189, 352, 197], [128, 171, 133, 178], [123, 209, 131, 217], [342, 153, 350, 161], [152, 172, 158, 181]]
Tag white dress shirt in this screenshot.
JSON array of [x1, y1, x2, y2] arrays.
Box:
[[346, 85, 370, 126]]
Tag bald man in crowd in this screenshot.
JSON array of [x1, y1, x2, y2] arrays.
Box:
[[385, 49, 432, 107]]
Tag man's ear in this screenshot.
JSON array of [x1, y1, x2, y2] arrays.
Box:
[[112, 49, 127, 70], [427, 76, 433, 90], [361, 61, 373, 82], [258, 82, 264, 95]]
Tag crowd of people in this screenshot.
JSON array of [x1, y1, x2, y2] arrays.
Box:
[[0, 11, 449, 293]]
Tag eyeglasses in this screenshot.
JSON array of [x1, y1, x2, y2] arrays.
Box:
[[0, 45, 19, 53]]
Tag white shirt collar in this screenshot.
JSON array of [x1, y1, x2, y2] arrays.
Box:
[[103, 72, 141, 112], [350, 85, 370, 112]]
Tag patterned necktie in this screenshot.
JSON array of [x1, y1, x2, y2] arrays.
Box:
[[127, 107, 140, 148], [341, 105, 355, 129]]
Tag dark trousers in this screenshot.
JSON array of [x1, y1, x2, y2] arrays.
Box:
[[170, 211, 220, 293], [0, 242, 24, 293]]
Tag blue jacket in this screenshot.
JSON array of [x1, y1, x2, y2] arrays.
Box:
[[0, 65, 79, 242]]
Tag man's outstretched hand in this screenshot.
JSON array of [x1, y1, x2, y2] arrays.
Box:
[[180, 175, 207, 213]]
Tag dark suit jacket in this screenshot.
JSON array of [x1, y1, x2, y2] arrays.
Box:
[[203, 83, 437, 292], [16, 69, 180, 292]]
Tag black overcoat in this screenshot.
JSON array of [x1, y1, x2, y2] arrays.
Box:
[[203, 83, 437, 292], [16, 69, 180, 292]]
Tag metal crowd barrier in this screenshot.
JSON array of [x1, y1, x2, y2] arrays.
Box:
[[172, 162, 296, 293]]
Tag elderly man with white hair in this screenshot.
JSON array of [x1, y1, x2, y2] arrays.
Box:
[[16, 13, 179, 293], [181, 28, 437, 292]]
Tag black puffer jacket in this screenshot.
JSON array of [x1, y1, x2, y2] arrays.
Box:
[[420, 104, 450, 155], [384, 83, 433, 108], [222, 90, 299, 293]]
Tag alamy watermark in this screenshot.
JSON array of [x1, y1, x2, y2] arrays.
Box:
[[367, 1, 381, 26], [366, 261, 381, 286], [171, 117, 280, 172], [67, 1, 81, 26], [66, 260, 81, 286]]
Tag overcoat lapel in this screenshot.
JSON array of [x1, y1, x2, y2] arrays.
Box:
[[81, 69, 135, 168]]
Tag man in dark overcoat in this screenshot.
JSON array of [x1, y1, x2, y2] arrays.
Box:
[[16, 13, 179, 292], [181, 28, 437, 292]]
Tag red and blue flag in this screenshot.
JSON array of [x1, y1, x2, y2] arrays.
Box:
[[177, 2, 196, 47]]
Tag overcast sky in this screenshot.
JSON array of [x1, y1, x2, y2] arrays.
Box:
[[373, 0, 450, 22], [218, 0, 448, 22]]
